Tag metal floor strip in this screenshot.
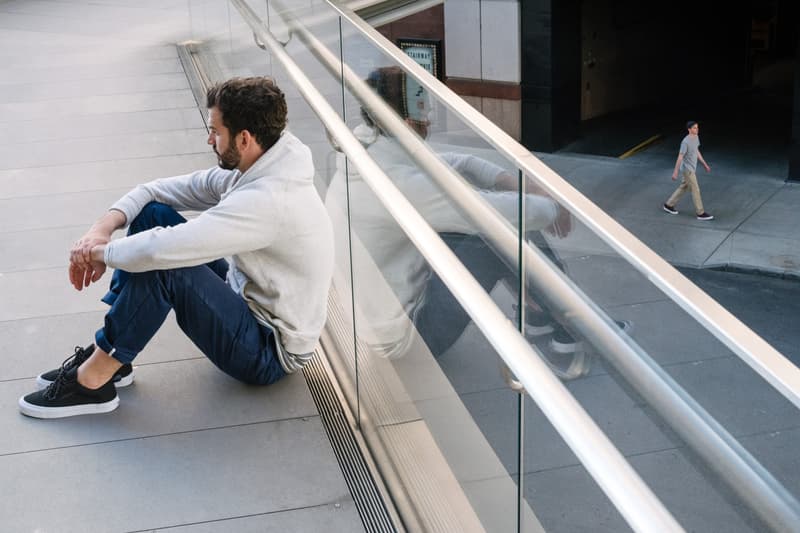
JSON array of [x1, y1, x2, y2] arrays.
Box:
[[177, 40, 401, 532], [304, 354, 400, 533]]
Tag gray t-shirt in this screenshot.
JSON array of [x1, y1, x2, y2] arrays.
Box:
[[679, 134, 700, 174]]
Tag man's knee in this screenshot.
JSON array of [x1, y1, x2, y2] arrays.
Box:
[[129, 202, 183, 234], [137, 201, 174, 222]]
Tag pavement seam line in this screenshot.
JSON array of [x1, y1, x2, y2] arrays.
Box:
[[122, 502, 352, 533], [0, 415, 321, 458], [700, 184, 786, 268]]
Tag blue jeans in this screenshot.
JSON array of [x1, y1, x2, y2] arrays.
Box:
[[415, 232, 571, 357], [94, 202, 286, 385]]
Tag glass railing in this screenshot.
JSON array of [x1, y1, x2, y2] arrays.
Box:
[[184, 1, 800, 531]]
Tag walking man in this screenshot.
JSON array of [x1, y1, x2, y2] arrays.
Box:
[[19, 77, 334, 419], [663, 121, 714, 220]]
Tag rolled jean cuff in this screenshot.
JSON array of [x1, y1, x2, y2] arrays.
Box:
[[94, 328, 135, 365], [101, 290, 118, 307]]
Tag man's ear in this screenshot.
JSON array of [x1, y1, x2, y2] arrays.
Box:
[[238, 129, 252, 149]]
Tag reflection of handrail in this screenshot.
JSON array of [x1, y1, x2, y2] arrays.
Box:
[[329, 2, 800, 411], [353, 0, 442, 27], [268, 4, 800, 531], [227, 0, 682, 530]]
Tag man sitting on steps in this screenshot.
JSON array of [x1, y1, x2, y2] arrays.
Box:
[[19, 76, 334, 419]]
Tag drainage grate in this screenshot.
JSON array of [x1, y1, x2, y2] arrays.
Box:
[[177, 39, 400, 533], [303, 354, 399, 533]]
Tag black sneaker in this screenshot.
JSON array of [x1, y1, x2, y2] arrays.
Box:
[[19, 367, 119, 419], [36, 344, 134, 390], [549, 319, 633, 354], [524, 309, 555, 337], [543, 320, 632, 380], [549, 326, 579, 354], [696, 212, 714, 221], [662, 203, 678, 215]]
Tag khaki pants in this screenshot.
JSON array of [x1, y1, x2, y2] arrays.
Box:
[[666, 169, 704, 215]]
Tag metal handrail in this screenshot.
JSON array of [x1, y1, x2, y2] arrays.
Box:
[[228, 0, 683, 530], [327, 1, 800, 411], [264, 3, 800, 531]]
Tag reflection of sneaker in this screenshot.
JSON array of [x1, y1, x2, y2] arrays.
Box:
[[524, 310, 555, 337], [19, 367, 119, 419], [36, 345, 134, 390], [662, 203, 678, 215], [549, 320, 633, 354], [541, 325, 588, 380], [541, 346, 591, 381], [543, 320, 633, 380], [549, 327, 579, 354]]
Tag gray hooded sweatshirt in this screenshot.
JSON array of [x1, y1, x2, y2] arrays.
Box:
[[104, 131, 334, 373]]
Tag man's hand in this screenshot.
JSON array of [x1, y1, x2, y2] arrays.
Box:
[[543, 203, 573, 238], [68, 261, 106, 291], [69, 244, 107, 291], [703, 162, 712, 173], [67, 210, 125, 291], [69, 210, 125, 274], [671, 171, 678, 181], [70, 230, 110, 268]]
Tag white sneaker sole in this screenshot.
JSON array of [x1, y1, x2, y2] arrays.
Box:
[[549, 338, 580, 354], [36, 370, 134, 390], [18, 396, 119, 419], [524, 322, 555, 337], [543, 350, 591, 380], [550, 320, 633, 354]]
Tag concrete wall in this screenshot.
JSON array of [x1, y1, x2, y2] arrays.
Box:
[[378, 0, 798, 162], [443, 0, 522, 140], [376, 5, 445, 59], [520, 0, 581, 151], [444, 0, 520, 83], [791, 38, 800, 180]]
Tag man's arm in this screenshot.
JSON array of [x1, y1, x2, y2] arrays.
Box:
[[67, 167, 232, 291], [494, 172, 549, 196], [109, 167, 230, 228], [429, 152, 571, 237], [488, 172, 573, 238], [697, 149, 711, 172], [672, 153, 684, 180]]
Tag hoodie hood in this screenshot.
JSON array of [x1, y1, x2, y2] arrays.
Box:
[[235, 130, 315, 189]]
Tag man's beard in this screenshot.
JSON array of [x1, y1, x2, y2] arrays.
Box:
[[214, 143, 241, 170]]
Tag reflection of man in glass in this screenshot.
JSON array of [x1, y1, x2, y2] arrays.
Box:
[[326, 66, 586, 378]]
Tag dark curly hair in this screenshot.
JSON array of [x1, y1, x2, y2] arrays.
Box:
[[206, 77, 287, 151], [361, 66, 407, 131]]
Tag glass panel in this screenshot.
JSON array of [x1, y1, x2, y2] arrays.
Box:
[[332, 109, 526, 530], [187, 1, 800, 532], [308, 3, 530, 529], [186, 0, 343, 196], [516, 186, 799, 531]]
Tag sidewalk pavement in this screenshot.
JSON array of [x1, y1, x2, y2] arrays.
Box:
[[539, 148, 800, 278], [0, 1, 361, 531]]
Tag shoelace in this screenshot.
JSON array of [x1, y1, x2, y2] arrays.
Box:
[[43, 366, 75, 400], [43, 346, 85, 400], [62, 345, 89, 370]]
